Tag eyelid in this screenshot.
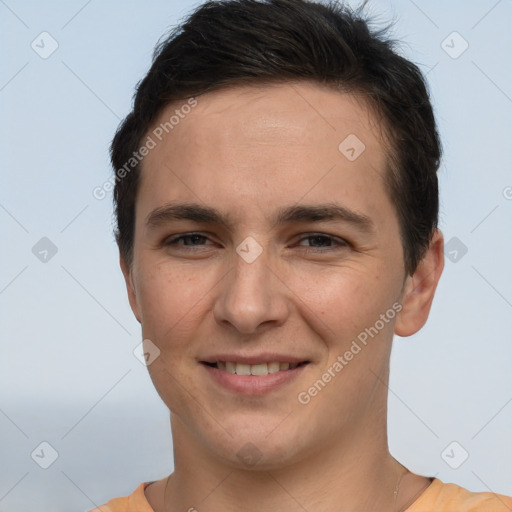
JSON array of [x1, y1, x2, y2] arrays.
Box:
[[163, 231, 350, 250], [294, 233, 350, 249], [163, 232, 215, 246]]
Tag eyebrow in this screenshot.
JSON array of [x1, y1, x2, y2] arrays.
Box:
[[145, 201, 375, 233]]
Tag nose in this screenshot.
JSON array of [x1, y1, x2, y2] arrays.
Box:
[[212, 247, 289, 335]]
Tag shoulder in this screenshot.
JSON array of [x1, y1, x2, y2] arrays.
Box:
[[88, 482, 154, 512], [408, 478, 512, 512]]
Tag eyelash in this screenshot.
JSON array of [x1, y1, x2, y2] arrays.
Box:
[[163, 232, 349, 252]]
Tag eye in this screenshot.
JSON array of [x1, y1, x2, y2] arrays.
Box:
[[164, 233, 215, 249], [161, 232, 349, 253], [295, 233, 349, 251]]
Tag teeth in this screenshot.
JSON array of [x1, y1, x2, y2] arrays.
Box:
[[268, 361, 280, 374], [214, 361, 301, 375], [250, 363, 268, 376], [236, 363, 251, 376]]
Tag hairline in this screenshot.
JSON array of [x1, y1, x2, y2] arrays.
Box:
[[121, 78, 410, 270]]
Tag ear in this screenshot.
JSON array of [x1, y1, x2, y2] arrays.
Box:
[[120, 253, 142, 324], [394, 229, 444, 337]]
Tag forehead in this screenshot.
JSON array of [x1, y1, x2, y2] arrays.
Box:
[[137, 82, 393, 228], [157, 82, 387, 153]]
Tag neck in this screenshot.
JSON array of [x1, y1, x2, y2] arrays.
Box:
[[161, 408, 409, 512]]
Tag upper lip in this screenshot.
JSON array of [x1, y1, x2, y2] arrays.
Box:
[[199, 353, 310, 365]]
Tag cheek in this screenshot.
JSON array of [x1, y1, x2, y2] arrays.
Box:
[[135, 262, 206, 345], [290, 264, 395, 341], [135, 263, 210, 412]]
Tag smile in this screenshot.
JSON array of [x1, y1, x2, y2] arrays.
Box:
[[203, 361, 306, 375], [200, 359, 310, 395]]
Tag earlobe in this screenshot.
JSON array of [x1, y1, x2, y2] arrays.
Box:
[[120, 254, 142, 324], [394, 230, 444, 337]]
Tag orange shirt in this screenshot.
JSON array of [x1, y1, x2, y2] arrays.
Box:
[[90, 477, 512, 511]]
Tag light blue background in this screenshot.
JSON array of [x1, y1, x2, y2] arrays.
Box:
[[1, 0, 511, 510]]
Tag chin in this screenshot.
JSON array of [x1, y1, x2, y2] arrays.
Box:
[[199, 415, 309, 471]]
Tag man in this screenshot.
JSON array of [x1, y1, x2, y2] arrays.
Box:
[[92, 0, 512, 510]]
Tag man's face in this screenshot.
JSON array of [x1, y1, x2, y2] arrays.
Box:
[[124, 82, 412, 468]]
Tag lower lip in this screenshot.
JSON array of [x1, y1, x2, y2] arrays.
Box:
[[201, 363, 308, 395]]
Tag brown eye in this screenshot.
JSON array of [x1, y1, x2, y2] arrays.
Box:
[[164, 233, 214, 248], [296, 233, 349, 250]]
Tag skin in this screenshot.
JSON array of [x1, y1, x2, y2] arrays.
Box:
[[121, 82, 444, 512]]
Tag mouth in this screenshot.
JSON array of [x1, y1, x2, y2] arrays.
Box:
[[201, 360, 310, 375], [200, 358, 310, 395]]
